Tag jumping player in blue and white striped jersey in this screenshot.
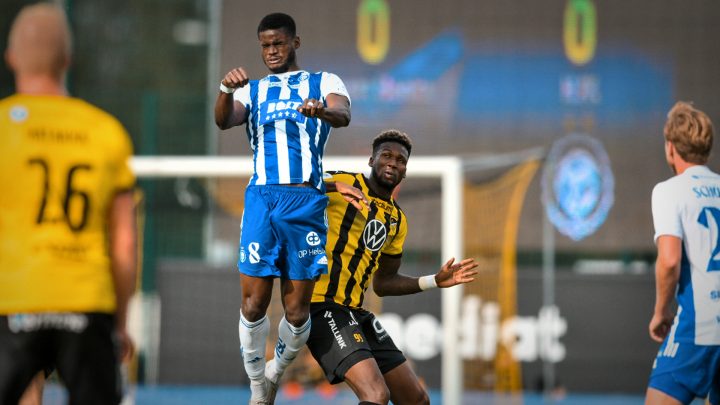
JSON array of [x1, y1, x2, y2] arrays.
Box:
[[214, 12, 352, 405], [234, 70, 348, 190], [647, 101, 720, 405]]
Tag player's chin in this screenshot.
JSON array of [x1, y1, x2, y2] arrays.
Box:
[[266, 62, 288, 74], [380, 177, 401, 189]]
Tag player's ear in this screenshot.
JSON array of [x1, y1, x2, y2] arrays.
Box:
[[368, 156, 374, 167], [665, 140, 674, 158], [5, 49, 15, 71], [293, 36, 300, 50]]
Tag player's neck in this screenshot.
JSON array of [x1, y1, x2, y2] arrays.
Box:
[[14, 74, 67, 96], [674, 161, 700, 175], [270, 64, 301, 75], [366, 175, 393, 200]]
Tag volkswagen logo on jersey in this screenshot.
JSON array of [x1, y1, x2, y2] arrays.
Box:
[[306, 231, 321, 246], [542, 133, 614, 241], [363, 219, 387, 251]]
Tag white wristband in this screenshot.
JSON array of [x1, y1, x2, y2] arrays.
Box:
[[418, 275, 437, 291], [219, 82, 236, 94]]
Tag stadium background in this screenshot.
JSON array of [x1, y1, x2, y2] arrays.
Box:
[[2, 0, 720, 403]]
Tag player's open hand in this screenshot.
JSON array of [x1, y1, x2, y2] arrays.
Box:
[[435, 257, 478, 288], [648, 310, 674, 342], [221, 67, 250, 89], [297, 98, 325, 118], [334, 181, 369, 211]]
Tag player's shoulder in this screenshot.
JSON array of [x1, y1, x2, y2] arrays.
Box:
[[73, 98, 129, 135], [311, 71, 343, 81], [0, 94, 16, 108], [326, 170, 361, 183]]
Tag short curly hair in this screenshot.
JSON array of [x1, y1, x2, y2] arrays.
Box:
[[372, 129, 412, 156], [664, 101, 714, 164], [257, 13, 296, 37]]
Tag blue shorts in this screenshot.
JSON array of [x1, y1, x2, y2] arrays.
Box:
[[238, 185, 329, 280], [648, 337, 720, 404]]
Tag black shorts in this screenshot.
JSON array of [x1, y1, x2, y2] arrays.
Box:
[[306, 302, 406, 384], [0, 313, 122, 405]]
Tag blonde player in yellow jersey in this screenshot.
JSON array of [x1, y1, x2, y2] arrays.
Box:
[[300, 130, 478, 405], [0, 4, 137, 404]]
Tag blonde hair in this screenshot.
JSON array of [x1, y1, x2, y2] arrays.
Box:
[[664, 101, 714, 164], [7, 3, 72, 78]]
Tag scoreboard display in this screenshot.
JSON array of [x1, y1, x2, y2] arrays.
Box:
[[220, 0, 720, 252]]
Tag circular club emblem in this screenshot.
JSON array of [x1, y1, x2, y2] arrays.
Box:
[[541, 133, 614, 241], [306, 231, 321, 246], [9, 105, 28, 123], [239, 246, 246, 263], [362, 219, 387, 252]]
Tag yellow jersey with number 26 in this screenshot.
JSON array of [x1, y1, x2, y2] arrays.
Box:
[[0, 94, 135, 314]]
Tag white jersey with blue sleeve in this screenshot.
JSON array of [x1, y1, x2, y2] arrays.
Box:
[[652, 165, 720, 345], [233, 70, 350, 191]]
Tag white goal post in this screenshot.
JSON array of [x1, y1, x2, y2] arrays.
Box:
[[130, 155, 465, 405]]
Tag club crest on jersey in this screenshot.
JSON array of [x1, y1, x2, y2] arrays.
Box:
[[363, 219, 387, 252], [9, 105, 28, 123], [259, 100, 306, 125]]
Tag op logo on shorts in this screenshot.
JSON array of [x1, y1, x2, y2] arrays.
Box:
[[363, 219, 387, 251], [306, 231, 321, 246]]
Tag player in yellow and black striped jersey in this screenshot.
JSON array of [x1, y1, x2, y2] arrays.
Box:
[[312, 168, 407, 309], [306, 129, 479, 405], [0, 5, 137, 405]]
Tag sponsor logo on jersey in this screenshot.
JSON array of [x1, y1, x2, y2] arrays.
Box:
[[316, 255, 328, 265], [363, 219, 387, 251], [8, 313, 88, 333], [259, 100, 306, 125]]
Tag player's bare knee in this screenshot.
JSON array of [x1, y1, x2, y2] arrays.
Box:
[[282, 303, 310, 327], [241, 297, 269, 322], [392, 384, 428, 405], [415, 389, 430, 405], [362, 384, 390, 404], [283, 310, 309, 327], [356, 375, 390, 404]]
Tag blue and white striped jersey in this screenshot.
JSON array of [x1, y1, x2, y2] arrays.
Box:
[[652, 165, 720, 345], [234, 70, 350, 191]]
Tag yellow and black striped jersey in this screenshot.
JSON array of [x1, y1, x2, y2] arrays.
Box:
[[312, 171, 408, 308], [0, 94, 135, 314]]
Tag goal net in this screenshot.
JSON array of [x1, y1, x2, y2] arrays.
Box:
[[128, 152, 540, 403]]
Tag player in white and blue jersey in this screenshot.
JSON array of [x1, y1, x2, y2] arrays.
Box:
[[214, 13, 351, 405], [647, 101, 720, 405]]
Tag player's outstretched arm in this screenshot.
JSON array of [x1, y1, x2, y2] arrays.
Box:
[[214, 67, 249, 129], [297, 93, 350, 128], [325, 180, 368, 211], [649, 235, 681, 342], [109, 190, 138, 362], [373, 256, 478, 297]]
